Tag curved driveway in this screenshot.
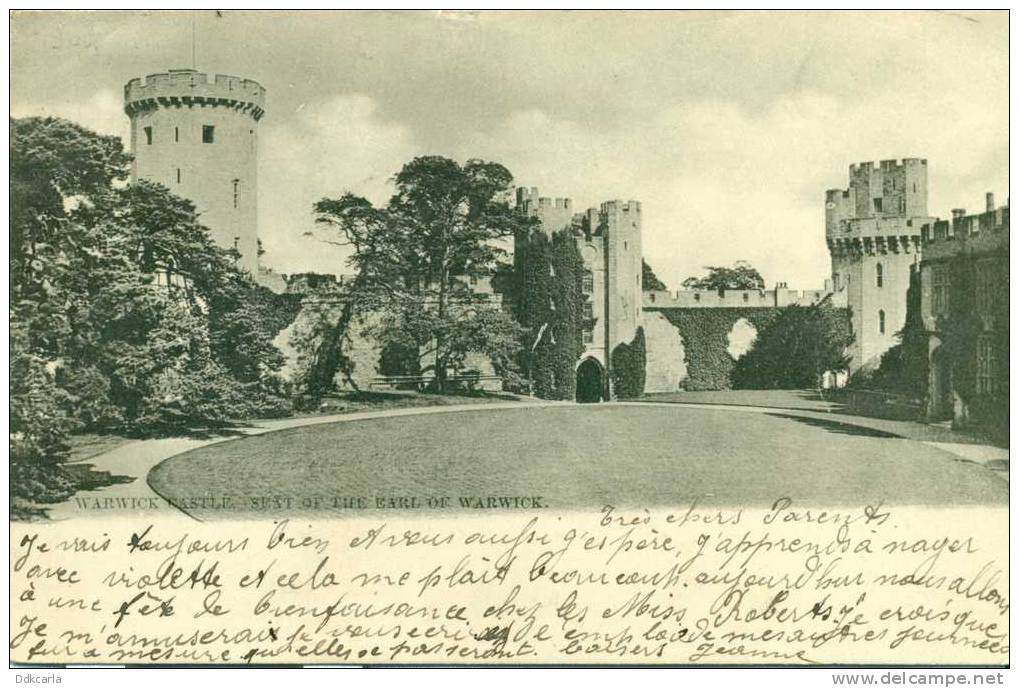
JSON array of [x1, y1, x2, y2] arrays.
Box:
[[148, 403, 1007, 520]]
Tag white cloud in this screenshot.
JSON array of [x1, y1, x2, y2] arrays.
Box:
[[11, 88, 127, 140], [10, 12, 1007, 290], [448, 79, 1005, 292], [258, 94, 418, 275]]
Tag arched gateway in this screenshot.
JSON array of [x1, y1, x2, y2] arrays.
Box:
[[576, 358, 605, 403]]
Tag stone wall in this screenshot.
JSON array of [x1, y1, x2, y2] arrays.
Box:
[[642, 311, 687, 392], [642, 307, 780, 391]]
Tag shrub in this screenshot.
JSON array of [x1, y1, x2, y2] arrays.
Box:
[[731, 303, 852, 389], [611, 327, 647, 398]]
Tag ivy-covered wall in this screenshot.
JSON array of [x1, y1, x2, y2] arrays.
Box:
[[939, 249, 1009, 436], [511, 228, 586, 400], [645, 305, 853, 391], [646, 308, 780, 391]]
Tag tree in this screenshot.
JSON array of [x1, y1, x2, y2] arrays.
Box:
[[731, 301, 852, 389], [10, 115, 298, 514], [611, 326, 647, 398], [11, 117, 294, 445], [313, 156, 534, 392], [10, 117, 132, 470], [642, 259, 668, 291], [683, 260, 764, 291]]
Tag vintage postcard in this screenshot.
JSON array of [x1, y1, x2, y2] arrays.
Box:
[[8, 9, 1009, 673]]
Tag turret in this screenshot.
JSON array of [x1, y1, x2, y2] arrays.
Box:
[[124, 69, 266, 274]]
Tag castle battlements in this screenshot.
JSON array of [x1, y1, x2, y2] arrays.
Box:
[[921, 203, 1009, 252], [643, 283, 844, 310], [538, 197, 572, 210], [601, 200, 641, 214], [124, 69, 266, 120], [516, 187, 572, 210], [849, 158, 927, 173]]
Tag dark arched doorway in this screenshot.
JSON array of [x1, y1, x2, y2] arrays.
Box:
[[576, 358, 604, 403]]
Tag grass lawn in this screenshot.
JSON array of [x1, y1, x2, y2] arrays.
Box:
[[148, 404, 1007, 519]]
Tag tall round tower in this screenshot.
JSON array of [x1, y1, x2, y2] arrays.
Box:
[[123, 69, 266, 274]]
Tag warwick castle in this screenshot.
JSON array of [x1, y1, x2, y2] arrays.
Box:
[[124, 68, 1008, 427]]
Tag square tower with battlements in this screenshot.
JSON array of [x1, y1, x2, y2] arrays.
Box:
[[516, 187, 643, 400], [826, 158, 936, 372]]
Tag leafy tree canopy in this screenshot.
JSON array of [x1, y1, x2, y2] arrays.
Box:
[[10, 116, 294, 479], [731, 301, 852, 389], [642, 259, 668, 291], [683, 260, 764, 291], [312, 156, 535, 390]]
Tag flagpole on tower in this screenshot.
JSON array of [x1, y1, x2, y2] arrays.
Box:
[[191, 11, 197, 69]]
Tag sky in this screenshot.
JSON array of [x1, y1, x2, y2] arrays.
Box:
[[10, 10, 1009, 290]]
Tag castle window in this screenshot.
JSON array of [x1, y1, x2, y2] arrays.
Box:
[[144, 126, 153, 145], [176, 168, 181, 184], [932, 265, 951, 315], [232, 179, 240, 209], [976, 259, 996, 320], [742, 292, 749, 302], [582, 270, 593, 293], [977, 336, 997, 395], [876, 263, 883, 288], [583, 302, 594, 320], [174, 126, 179, 142], [873, 198, 883, 213], [582, 329, 593, 345], [878, 310, 886, 334], [202, 125, 215, 144], [913, 183, 917, 193], [624, 241, 628, 251]]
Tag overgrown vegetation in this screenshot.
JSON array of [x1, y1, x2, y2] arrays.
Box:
[[10, 117, 297, 511], [511, 228, 586, 400], [610, 327, 647, 398], [939, 251, 1008, 436], [731, 302, 852, 389], [658, 308, 780, 390], [854, 267, 928, 399]]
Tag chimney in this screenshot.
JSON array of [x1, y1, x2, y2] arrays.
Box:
[[951, 208, 966, 220], [986, 192, 995, 212]]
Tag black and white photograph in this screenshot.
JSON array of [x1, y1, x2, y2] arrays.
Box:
[[8, 9, 1010, 675]]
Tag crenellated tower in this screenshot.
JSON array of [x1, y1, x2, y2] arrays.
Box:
[[516, 187, 643, 400], [124, 69, 266, 274], [826, 158, 935, 371]]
